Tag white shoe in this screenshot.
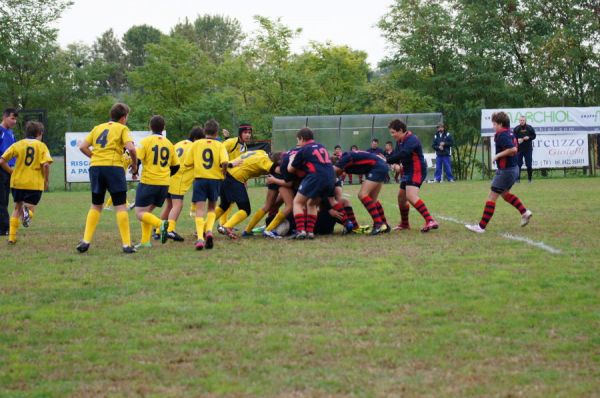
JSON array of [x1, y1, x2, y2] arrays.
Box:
[[521, 210, 532, 227], [465, 224, 485, 233]]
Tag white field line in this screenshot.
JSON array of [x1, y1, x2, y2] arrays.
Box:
[[436, 215, 562, 255]]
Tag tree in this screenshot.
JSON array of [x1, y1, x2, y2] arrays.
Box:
[[92, 29, 127, 95], [122, 24, 163, 68]]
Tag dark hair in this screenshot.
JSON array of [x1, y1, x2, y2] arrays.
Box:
[[25, 121, 44, 138], [110, 103, 129, 122], [385, 141, 393, 146], [334, 145, 341, 150], [2, 108, 18, 118], [491, 112, 510, 128], [150, 115, 165, 133], [238, 123, 253, 136], [372, 138, 379, 143], [269, 151, 282, 164], [350, 145, 358, 150], [296, 128, 314, 141], [388, 119, 407, 132], [189, 126, 205, 141], [204, 119, 219, 136]]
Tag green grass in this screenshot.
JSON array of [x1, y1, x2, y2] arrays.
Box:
[[1, 163, 599, 397]]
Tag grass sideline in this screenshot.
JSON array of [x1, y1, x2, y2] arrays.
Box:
[[1, 170, 599, 397]]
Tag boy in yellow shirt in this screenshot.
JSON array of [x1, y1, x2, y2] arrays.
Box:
[[76, 103, 138, 254], [0, 121, 53, 244]]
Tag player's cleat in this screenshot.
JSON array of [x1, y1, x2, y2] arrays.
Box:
[[289, 230, 307, 240], [8, 240, 16, 245], [195, 239, 205, 250], [134, 242, 152, 249], [223, 227, 238, 240], [343, 220, 354, 234], [306, 232, 315, 240], [241, 231, 253, 237], [22, 207, 31, 228], [393, 223, 410, 231], [262, 230, 281, 239], [521, 210, 533, 227], [383, 223, 391, 233], [159, 220, 169, 244], [465, 224, 485, 234], [252, 225, 266, 234], [122, 245, 137, 254], [205, 231, 214, 249], [167, 231, 185, 242], [420, 220, 439, 233], [76, 241, 90, 253], [370, 224, 386, 235]]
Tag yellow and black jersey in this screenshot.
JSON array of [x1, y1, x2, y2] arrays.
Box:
[[228, 150, 273, 183], [184, 139, 229, 180], [168, 139, 195, 195], [137, 134, 179, 186], [85, 121, 133, 167], [1, 139, 53, 190]]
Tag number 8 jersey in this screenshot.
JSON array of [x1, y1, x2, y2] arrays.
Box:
[[184, 138, 229, 180], [85, 121, 134, 167], [1, 138, 53, 190], [137, 133, 179, 186]]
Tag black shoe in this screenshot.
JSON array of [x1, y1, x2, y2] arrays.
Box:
[[205, 231, 214, 249], [167, 231, 185, 242], [370, 224, 385, 236], [122, 245, 137, 254], [152, 232, 161, 241], [76, 241, 90, 253], [160, 220, 169, 244]]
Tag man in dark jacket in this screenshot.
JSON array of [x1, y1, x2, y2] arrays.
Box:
[[513, 116, 536, 183], [432, 123, 454, 182]]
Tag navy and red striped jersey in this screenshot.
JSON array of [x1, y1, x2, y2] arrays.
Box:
[[291, 140, 335, 176], [336, 150, 387, 175], [494, 129, 518, 169], [386, 132, 427, 181], [280, 147, 305, 182]]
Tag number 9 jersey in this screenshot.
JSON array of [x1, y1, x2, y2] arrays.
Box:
[[1, 138, 53, 190], [137, 134, 179, 186], [184, 139, 229, 180], [85, 121, 134, 167]]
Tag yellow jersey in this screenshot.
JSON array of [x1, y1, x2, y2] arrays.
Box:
[[85, 121, 134, 167], [1, 139, 53, 191], [228, 150, 273, 183], [137, 134, 179, 186], [168, 139, 195, 195], [121, 151, 132, 172], [184, 138, 229, 180], [223, 137, 247, 160]]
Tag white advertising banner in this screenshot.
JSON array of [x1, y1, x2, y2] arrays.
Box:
[[490, 133, 589, 170], [65, 131, 155, 183], [481, 107, 600, 136]]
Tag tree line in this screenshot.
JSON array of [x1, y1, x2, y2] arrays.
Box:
[[1, 0, 598, 178]]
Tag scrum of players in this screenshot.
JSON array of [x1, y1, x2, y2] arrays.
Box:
[[1, 103, 532, 252]]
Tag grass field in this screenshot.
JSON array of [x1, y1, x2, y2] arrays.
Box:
[[1, 162, 599, 397]]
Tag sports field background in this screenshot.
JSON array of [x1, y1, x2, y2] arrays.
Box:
[[1, 161, 599, 397]]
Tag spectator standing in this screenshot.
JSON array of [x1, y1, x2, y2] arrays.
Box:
[[513, 116, 536, 183], [432, 123, 455, 182], [0, 108, 18, 236]]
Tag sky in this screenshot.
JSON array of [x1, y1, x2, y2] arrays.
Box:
[[56, 0, 394, 66]]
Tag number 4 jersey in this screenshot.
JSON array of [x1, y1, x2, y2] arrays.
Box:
[[137, 133, 179, 186], [1, 138, 53, 190], [85, 121, 134, 167]]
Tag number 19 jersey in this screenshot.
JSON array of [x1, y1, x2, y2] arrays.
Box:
[[184, 138, 229, 180], [85, 121, 134, 167], [137, 134, 179, 186], [1, 139, 53, 190]]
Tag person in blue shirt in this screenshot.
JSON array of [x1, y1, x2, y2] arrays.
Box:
[[0, 108, 18, 236]]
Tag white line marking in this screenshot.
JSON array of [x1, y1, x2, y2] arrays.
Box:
[[436, 214, 562, 255]]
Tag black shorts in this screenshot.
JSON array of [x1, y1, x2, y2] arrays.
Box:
[[366, 165, 389, 183], [11, 189, 42, 205], [221, 174, 249, 205], [166, 193, 184, 200], [192, 178, 222, 202], [298, 173, 335, 199], [135, 183, 168, 207], [400, 181, 422, 190], [89, 166, 127, 195]]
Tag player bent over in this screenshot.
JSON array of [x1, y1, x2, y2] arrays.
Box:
[[334, 150, 390, 235], [287, 128, 336, 240], [466, 112, 532, 233], [215, 150, 278, 239], [0, 121, 53, 244], [156, 126, 205, 242], [76, 103, 138, 253], [386, 119, 438, 233], [134, 115, 179, 248]]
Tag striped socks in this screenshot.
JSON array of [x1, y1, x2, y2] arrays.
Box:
[[413, 199, 433, 223], [479, 200, 496, 229], [503, 193, 526, 215], [360, 195, 383, 225]]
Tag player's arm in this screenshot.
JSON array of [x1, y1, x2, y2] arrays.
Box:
[[0, 157, 12, 174], [493, 136, 517, 162], [288, 150, 302, 173], [79, 137, 93, 158], [386, 145, 409, 164], [125, 141, 138, 175], [43, 162, 50, 191]]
